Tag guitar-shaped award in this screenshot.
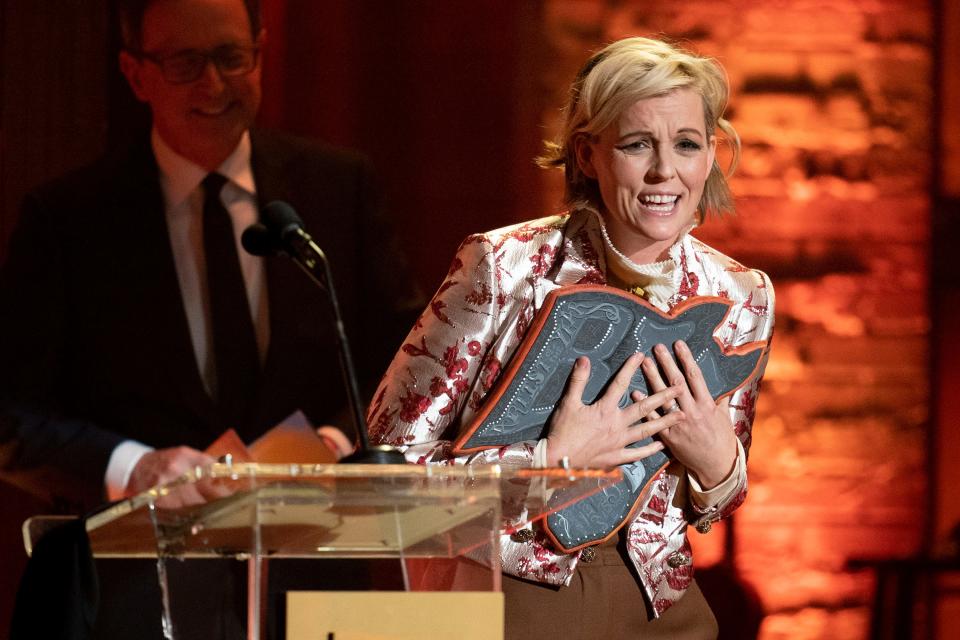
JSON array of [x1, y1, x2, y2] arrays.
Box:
[[453, 285, 769, 552]]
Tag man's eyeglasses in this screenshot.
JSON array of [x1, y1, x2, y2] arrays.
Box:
[[130, 45, 260, 84]]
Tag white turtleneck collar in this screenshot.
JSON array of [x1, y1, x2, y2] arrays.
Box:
[[583, 206, 696, 308]]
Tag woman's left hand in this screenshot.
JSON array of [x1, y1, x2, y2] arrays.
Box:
[[637, 340, 738, 489]]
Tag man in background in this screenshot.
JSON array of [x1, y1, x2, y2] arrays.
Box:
[[1, 0, 418, 636], [1, 0, 416, 509]]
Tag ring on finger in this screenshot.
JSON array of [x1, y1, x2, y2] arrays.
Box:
[[665, 400, 681, 413]]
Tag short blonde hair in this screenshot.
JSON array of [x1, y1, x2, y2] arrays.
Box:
[[538, 37, 740, 221]]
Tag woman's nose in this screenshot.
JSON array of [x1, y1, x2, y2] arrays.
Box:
[[646, 149, 676, 182]]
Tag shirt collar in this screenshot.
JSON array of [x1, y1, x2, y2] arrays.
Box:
[[581, 204, 697, 271], [152, 129, 256, 212], [553, 205, 698, 288]]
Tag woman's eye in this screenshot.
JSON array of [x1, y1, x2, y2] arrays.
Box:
[[617, 140, 649, 152], [677, 139, 702, 151]]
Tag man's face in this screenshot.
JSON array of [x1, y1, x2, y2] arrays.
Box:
[[120, 0, 263, 169]]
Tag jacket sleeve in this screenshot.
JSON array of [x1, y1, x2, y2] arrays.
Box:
[[366, 233, 538, 469], [0, 191, 121, 509], [689, 269, 776, 530]]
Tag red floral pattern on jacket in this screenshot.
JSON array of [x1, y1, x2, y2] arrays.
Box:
[[367, 208, 775, 615]]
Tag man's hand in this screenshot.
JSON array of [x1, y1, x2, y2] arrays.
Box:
[[316, 425, 356, 460], [124, 446, 215, 499]]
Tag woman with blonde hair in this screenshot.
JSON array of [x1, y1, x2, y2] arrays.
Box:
[[369, 36, 774, 639]]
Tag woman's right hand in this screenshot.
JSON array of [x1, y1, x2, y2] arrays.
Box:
[[544, 353, 684, 469]]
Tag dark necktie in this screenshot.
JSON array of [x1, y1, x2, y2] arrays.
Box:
[[202, 173, 259, 429]]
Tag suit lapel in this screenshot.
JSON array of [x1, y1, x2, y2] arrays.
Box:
[[249, 132, 305, 429], [247, 132, 346, 437], [110, 141, 218, 431]]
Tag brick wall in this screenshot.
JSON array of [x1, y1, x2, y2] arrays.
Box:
[[539, 2, 932, 638]]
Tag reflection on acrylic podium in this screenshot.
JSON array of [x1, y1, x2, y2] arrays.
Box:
[[24, 462, 620, 640]]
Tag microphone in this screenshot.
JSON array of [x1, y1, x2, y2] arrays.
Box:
[[240, 202, 314, 259], [243, 201, 405, 465], [261, 200, 302, 237], [240, 222, 276, 257], [259, 202, 328, 278]]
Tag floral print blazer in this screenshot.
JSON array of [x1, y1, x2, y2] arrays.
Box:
[[368, 207, 775, 616]]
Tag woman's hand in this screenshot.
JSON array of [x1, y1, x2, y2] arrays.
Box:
[[545, 353, 686, 469], [639, 340, 738, 489]]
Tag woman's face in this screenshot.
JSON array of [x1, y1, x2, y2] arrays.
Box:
[[576, 88, 716, 264]]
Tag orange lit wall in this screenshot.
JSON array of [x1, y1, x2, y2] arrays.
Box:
[[539, 2, 932, 638]]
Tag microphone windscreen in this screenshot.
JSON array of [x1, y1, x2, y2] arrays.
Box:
[[241, 223, 277, 256], [262, 201, 304, 240]]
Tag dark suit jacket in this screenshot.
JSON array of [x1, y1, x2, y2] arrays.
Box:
[[0, 129, 419, 510]]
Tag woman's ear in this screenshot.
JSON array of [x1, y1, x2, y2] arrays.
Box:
[[573, 134, 598, 179]]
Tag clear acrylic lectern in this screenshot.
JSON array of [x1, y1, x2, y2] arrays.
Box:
[[24, 462, 619, 640]]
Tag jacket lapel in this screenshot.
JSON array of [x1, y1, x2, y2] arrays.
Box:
[[109, 141, 218, 431], [547, 209, 607, 289], [247, 132, 318, 430]]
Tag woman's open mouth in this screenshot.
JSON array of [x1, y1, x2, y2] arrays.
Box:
[[638, 193, 679, 215]]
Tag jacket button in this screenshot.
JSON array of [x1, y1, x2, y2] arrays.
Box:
[[695, 520, 712, 534], [667, 551, 691, 568], [579, 546, 598, 563], [510, 529, 535, 543]]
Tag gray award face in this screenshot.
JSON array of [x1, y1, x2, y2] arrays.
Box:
[[455, 286, 768, 552]]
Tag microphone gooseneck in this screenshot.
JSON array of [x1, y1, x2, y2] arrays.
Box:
[[244, 201, 405, 465]]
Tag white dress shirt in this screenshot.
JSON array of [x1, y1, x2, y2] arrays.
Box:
[[104, 130, 268, 500]]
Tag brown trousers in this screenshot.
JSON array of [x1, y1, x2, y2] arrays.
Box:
[[499, 540, 718, 640]]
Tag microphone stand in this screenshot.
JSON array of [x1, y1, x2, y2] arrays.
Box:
[[280, 229, 406, 465]]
